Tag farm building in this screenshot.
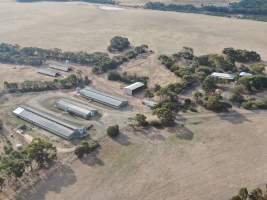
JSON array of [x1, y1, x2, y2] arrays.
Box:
[[142, 99, 157, 108], [124, 82, 145, 96], [38, 68, 60, 77], [55, 99, 98, 119], [49, 63, 70, 72], [13, 106, 87, 140], [211, 72, 235, 80], [240, 72, 252, 77], [79, 87, 128, 109]]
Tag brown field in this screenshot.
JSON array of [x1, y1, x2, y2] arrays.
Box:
[[1, 1, 267, 200], [0, 2, 267, 60], [20, 110, 267, 200], [119, 0, 239, 6], [0, 64, 52, 89]]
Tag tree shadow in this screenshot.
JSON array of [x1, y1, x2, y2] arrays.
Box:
[[80, 148, 104, 167], [176, 127, 194, 140], [113, 132, 131, 146], [218, 111, 251, 124], [17, 164, 77, 200]]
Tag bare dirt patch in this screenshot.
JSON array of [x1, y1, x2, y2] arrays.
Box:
[[0, 64, 52, 89]]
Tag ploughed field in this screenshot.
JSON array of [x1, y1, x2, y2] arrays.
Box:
[[0, 2, 267, 60]]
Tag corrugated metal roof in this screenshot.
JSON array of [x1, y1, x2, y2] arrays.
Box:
[[13, 107, 76, 139], [240, 72, 252, 77], [56, 99, 97, 118], [13, 106, 87, 140], [124, 82, 145, 91], [211, 72, 235, 80], [80, 87, 128, 108], [38, 68, 60, 77], [49, 63, 70, 72]]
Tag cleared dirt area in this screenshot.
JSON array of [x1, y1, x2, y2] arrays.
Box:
[[20, 110, 267, 200], [0, 2, 267, 60], [0, 64, 52, 89]]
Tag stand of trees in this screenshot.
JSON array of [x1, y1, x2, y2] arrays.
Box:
[[145, 0, 267, 20], [230, 186, 267, 200], [223, 48, 261, 63], [108, 71, 149, 86], [3, 74, 89, 93], [0, 138, 57, 190]]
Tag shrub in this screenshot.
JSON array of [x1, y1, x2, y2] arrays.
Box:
[[107, 125, 120, 138], [108, 36, 130, 53]]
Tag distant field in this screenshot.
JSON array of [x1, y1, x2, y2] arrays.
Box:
[[119, 0, 239, 6], [0, 2, 266, 60]]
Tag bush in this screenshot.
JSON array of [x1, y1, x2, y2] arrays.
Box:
[[74, 140, 99, 158], [108, 36, 130, 53], [107, 125, 120, 138]]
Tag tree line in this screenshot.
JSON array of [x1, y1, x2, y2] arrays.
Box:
[[145, 0, 267, 21], [0, 37, 149, 74], [3, 74, 90, 93]]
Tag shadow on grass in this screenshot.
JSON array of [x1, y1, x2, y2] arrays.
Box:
[[218, 110, 251, 124], [17, 164, 77, 200], [80, 148, 104, 166], [113, 132, 131, 146], [176, 127, 194, 140]]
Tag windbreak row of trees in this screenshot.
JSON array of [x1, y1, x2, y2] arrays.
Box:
[[108, 71, 149, 86], [3, 74, 90, 93], [0, 39, 149, 74], [144, 0, 267, 18]]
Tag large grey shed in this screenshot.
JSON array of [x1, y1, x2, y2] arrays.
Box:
[[55, 99, 97, 119], [124, 82, 145, 96], [38, 68, 60, 77], [79, 87, 128, 109], [49, 63, 70, 72], [13, 106, 87, 140]]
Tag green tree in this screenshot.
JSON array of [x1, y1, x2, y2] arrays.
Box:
[[107, 125, 120, 138], [202, 76, 217, 93], [108, 36, 130, 52], [134, 114, 148, 127], [24, 138, 57, 168], [153, 106, 175, 126]]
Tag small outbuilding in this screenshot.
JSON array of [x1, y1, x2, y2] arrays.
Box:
[[211, 72, 235, 80], [239, 72, 252, 77], [124, 82, 145, 96]]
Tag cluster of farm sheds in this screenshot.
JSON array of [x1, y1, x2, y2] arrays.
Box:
[[13, 65, 249, 141], [12, 82, 147, 141]]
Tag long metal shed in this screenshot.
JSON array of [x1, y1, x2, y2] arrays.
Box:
[[79, 87, 128, 109], [13, 106, 87, 140], [49, 63, 70, 72], [38, 68, 60, 77], [55, 99, 98, 119]]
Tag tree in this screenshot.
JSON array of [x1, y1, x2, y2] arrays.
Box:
[[134, 114, 148, 127], [107, 125, 120, 138], [0, 177, 4, 190], [24, 138, 57, 168], [152, 106, 175, 126], [74, 140, 99, 159], [108, 36, 130, 53], [202, 76, 217, 93]]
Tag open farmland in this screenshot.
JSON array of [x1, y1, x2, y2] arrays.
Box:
[[20, 110, 267, 200], [1, 1, 267, 200], [119, 0, 239, 6], [0, 2, 267, 60]]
